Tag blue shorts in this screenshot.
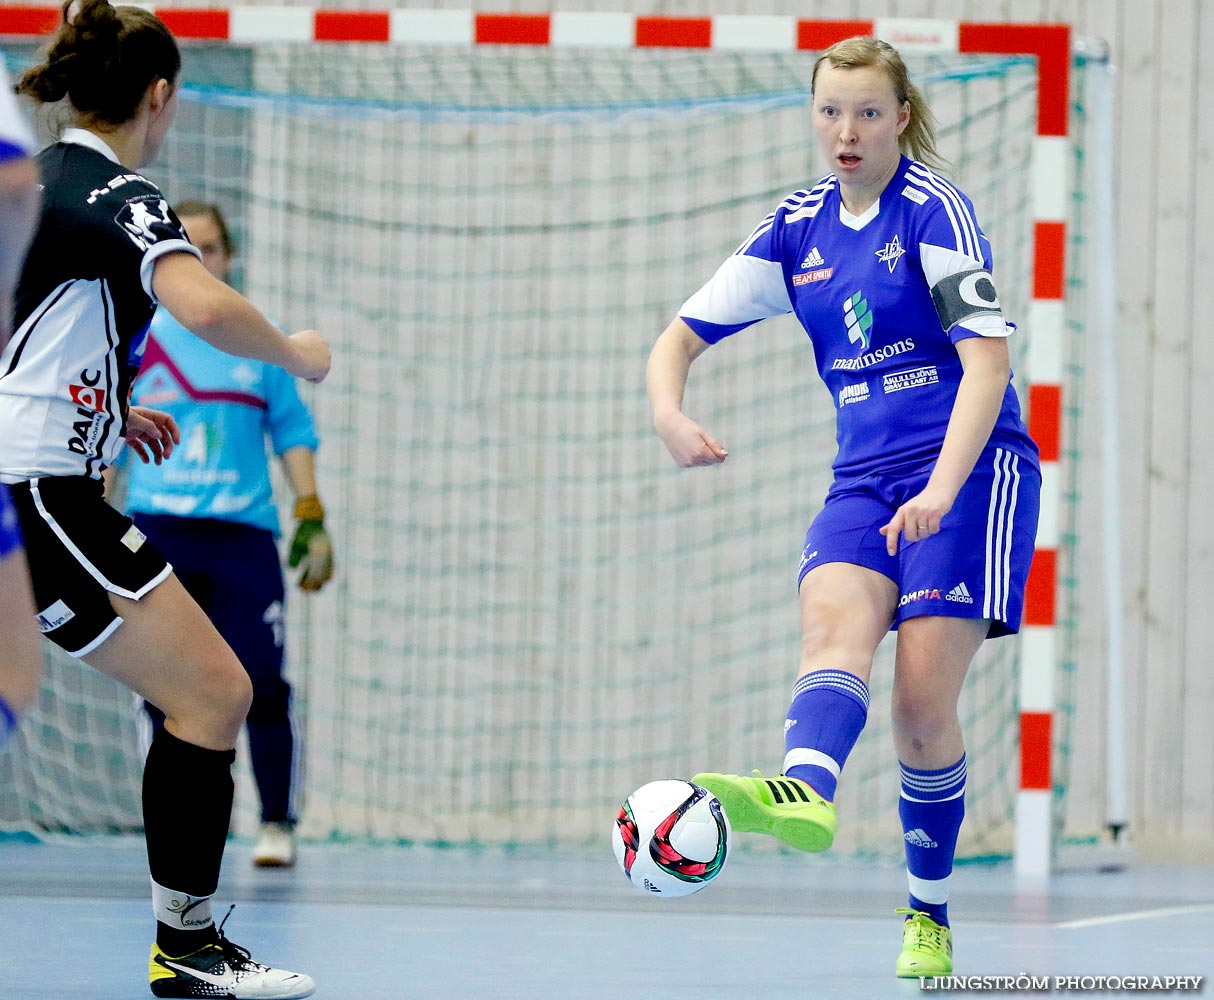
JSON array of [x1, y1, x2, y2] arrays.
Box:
[[797, 446, 1041, 637], [0, 485, 21, 558]]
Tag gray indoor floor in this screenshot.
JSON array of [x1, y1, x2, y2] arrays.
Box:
[[0, 836, 1210, 998]]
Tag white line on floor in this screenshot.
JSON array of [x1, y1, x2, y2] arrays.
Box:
[[1055, 903, 1214, 929]]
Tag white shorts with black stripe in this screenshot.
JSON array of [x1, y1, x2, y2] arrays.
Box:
[[8, 476, 171, 657]]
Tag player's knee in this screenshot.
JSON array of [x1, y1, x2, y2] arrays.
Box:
[[159, 658, 250, 748], [222, 665, 254, 724], [891, 687, 956, 749], [189, 653, 253, 732]]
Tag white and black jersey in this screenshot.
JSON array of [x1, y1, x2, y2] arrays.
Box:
[[0, 129, 199, 483]]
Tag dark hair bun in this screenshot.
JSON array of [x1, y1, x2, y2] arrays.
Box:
[[15, 0, 180, 126]]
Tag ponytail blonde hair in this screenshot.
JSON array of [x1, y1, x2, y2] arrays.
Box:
[[811, 36, 949, 173]]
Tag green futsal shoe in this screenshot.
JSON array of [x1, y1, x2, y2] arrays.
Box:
[[895, 908, 954, 978], [691, 770, 836, 853]]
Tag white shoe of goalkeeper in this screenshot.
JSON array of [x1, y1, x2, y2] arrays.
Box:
[[253, 823, 297, 868]]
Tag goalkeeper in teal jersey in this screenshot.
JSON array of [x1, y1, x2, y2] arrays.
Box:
[[122, 202, 333, 868], [647, 36, 1040, 979]]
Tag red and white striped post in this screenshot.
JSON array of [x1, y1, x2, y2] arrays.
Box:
[[0, 7, 1070, 876]]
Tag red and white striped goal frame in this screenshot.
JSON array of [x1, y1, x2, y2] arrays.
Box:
[[0, 7, 1068, 876]]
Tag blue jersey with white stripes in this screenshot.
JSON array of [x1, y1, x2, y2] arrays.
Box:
[[679, 156, 1039, 480], [123, 309, 319, 535]]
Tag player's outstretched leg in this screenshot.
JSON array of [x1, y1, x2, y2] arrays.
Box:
[[692, 770, 836, 853], [895, 908, 953, 977], [693, 668, 868, 853]]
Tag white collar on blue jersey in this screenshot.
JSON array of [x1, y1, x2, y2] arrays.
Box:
[[838, 196, 882, 232], [60, 127, 121, 164]]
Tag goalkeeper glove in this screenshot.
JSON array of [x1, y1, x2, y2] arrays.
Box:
[[288, 494, 334, 592]]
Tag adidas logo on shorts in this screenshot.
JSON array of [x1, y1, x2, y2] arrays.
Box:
[[904, 827, 938, 848], [944, 582, 974, 604]]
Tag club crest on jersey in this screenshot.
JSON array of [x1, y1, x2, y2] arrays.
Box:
[[875, 234, 906, 273], [115, 195, 176, 252], [68, 383, 107, 412], [842, 291, 873, 350]]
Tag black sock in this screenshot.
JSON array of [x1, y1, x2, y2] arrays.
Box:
[[143, 727, 235, 954]]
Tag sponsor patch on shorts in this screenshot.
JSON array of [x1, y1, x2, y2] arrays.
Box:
[[121, 525, 147, 552], [37, 599, 76, 633]]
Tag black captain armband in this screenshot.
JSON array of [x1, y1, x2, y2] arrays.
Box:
[[930, 268, 1004, 333]]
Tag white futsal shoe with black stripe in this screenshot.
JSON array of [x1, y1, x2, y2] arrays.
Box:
[[692, 769, 837, 853], [149, 910, 315, 998]]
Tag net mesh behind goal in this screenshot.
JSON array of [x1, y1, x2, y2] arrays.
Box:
[[0, 43, 1083, 859]]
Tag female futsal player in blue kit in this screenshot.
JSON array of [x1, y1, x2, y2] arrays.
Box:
[[646, 36, 1041, 977]]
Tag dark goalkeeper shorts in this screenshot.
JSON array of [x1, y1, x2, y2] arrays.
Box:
[[8, 476, 171, 657]]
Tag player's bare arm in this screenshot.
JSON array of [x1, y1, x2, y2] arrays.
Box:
[[151, 251, 331, 383], [647, 317, 729, 468]]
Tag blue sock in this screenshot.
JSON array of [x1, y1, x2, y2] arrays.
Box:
[[899, 755, 966, 928], [781, 669, 869, 801], [0, 696, 17, 751]]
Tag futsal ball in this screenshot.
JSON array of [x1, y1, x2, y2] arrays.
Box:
[[612, 779, 730, 897]]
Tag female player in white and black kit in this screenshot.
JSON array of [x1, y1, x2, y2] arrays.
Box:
[[647, 36, 1040, 978], [1, 2, 328, 997]]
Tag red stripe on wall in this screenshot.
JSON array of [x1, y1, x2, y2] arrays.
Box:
[[475, 13, 551, 45], [314, 11, 390, 42], [155, 9, 230, 40], [0, 5, 62, 36], [797, 20, 874, 51], [635, 17, 712, 49], [1019, 711, 1053, 789], [959, 23, 1070, 137], [1024, 548, 1057, 627], [1028, 384, 1061, 462], [1033, 220, 1066, 299]]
